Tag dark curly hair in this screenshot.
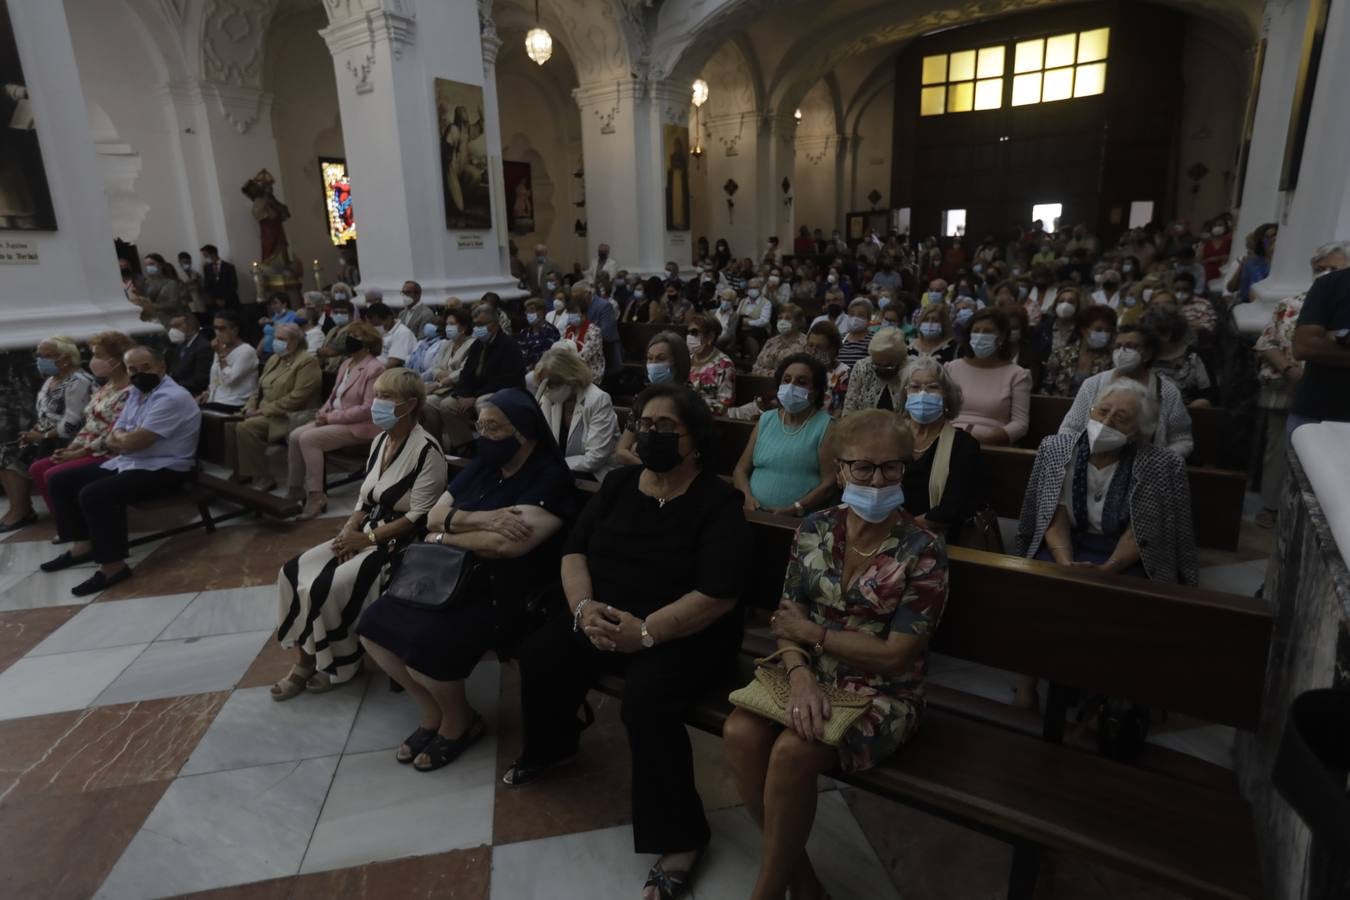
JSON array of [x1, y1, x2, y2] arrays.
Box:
[[774, 352, 828, 410], [633, 382, 717, 466]]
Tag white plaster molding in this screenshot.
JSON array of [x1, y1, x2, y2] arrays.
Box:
[[480, 12, 503, 77], [200, 0, 277, 89], [200, 81, 271, 133], [319, 0, 416, 95]]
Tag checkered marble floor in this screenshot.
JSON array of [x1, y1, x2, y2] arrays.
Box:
[[0, 489, 1271, 899]]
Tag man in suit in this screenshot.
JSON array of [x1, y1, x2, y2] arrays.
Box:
[[165, 313, 213, 396], [525, 243, 563, 294], [200, 244, 239, 310], [587, 243, 618, 283]]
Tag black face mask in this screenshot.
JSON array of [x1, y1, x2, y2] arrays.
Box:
[[636, 431, 684, 473], [130, 372, 162, 394], [343, 335, 364, 355], [477, 434, 521, 467]]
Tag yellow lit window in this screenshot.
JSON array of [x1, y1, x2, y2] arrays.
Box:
[[1045, 33, 1077, 68], [949, 50, 976, 82], [1074, 62, 1106, 97], [920, 86, 946, 116], [947, 82, 974, 113], [1003, 28, 1109, 106], [1042, 67, 1074, 102], [977, 46, 1005, 79], [1077, 28, 1109, 63], [1011, 72, 1042, 106], [922, 54, 948, 85], [974, 78, 1003, 110], [1014, 39, 1043, 74]]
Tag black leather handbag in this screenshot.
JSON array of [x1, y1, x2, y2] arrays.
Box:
[[382, 542, 477, 610]]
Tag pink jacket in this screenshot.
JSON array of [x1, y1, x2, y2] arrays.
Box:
[[322, 354, 384, 439]]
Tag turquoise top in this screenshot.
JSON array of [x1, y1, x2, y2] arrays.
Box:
[[749, 408, 831, 508]]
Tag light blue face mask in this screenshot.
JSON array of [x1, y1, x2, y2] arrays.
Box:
[[567, 313, 583, 327], [1087, 330, 1112, 349], [955, 308, 975, 325], [969, 333, 999, 358], [841, 481, 905, 524], [919, 322, 943, 339], [331, 313, 350, 326], [272, 339, 289, 355], [36, 357, 59, 377], [472, 324, 491, 342], [776, 383, 812, 414], [422, 323, 439, 339], [905, 392, 944, 424], [370, 398, 402, 431], [527, 312, 540, 325], [647, 362, 673, 383], [927, 291, 944, 304], [445, 325, 460, 340]]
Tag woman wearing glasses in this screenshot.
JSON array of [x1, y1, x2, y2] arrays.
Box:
[[506, 382, 750, 900], [723, 409, 949, 900], [685, 312, 736, 415]]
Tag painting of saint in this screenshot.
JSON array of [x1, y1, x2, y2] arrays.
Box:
[[664, 123, 690, 231], [435, 78, 491, 230], [504, 160, 535, 235], [0, 0, 55, 230]]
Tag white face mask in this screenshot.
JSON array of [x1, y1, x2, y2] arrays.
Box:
[[1211, 226, 1226, 238], [844, 315, 867, 334], [402, 293, 416, 307], [776, 319, 793, 335], [1056, 302, 1077, 320], [545, 383, 572, 404], [553, 299, 564, 311], [686, 333, 702, 352], [167, 327, 186, 345], [1113, 347, 1144, 373], [1086, 418, 1129, 454]]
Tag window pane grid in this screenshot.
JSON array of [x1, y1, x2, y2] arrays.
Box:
[[920, 29, 1106, 115]]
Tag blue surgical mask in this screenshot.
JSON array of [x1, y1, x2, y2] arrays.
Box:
[[145, 264, 159, 276], [567, 313, 583, 327], [36, 357, 59, 377], [333, 292, 349, 302], [527, 312, 540, 325], [472, 325, 491, 342], [1087, 330, 1111, 349], [919, 322, 943, 339], [422, 323, 439, 339], [272, 339, 289, 355], [633, 290, 645, 300], [776, 383, 812, 414], [445, 325, 460, 340], [647, 362, 673, 383], [331, 313, 350, 326], [969, 333, 998, 358], [927, 290, 944, 304], [905, 392, 944, 424], [841, 482, 905, 524], [879, 297, 891, 309], [955, 308, 974, 325], [370, 398, 402, 431]]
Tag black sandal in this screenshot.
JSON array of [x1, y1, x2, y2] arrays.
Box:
[[413, 714, 486, 772], [501, 753, 577, 787], [644, 854, 701, 900], [396, 726, 438, 764]]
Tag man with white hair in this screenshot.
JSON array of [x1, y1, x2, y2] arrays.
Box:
[[396, 280, 436, 335], [526, 243, 562, 294]]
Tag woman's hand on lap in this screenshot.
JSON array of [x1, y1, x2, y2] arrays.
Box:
[[788, 667, 831, 741]]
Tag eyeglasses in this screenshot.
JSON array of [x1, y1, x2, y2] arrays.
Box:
[[905, 382, 943, 394], [838, 458, 905, 483], [1090, 406, 1137, 431], [478, 420, 519, 440], [636, 416, 686, 435]]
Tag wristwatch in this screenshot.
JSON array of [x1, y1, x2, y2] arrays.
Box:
[[364, 527, 378, 544], [640, 620, 655, 648], [812, 626, 827, 657]]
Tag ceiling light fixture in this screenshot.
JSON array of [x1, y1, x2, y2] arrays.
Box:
[[525, 0, 552, 66]]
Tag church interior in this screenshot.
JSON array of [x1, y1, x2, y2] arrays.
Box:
[[0, 0, 1348, 898]]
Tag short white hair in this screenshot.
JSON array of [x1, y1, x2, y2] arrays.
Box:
[[1096, 377, 1159, 439], [1311, 241, 1349, 266], [868, 327, 907, 357]]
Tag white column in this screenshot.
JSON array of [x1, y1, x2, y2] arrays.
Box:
[[574, 78, 691, 277], [0, 0, 148, 349], [320, 0, 518, 304], [1256, 0, 1350, 299], [757, 113, 796, 252]]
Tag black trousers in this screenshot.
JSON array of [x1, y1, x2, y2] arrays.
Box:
[[516, 611, 741, 854], [48, 465, 191, 564]]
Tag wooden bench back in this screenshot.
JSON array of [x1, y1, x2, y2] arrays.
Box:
[[742, 509, 1270, 731], [735, 374, 779, 406], [1026, 394, 1234, 470], [620, 322, 686, 363]]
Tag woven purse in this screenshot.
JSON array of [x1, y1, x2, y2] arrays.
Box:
[[727, 648, 873, 746]]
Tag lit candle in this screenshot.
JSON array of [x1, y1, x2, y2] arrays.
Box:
[[312, 258, 322, 290]]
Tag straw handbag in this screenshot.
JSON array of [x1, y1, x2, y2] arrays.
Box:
[[728, 648, 873, 746]]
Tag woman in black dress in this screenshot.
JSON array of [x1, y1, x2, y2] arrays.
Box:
[[505, 382, 750, 900], [898, 356, 984, 540], [357, 388, 575, 771]]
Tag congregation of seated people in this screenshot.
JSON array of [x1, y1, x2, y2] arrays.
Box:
[[7, 216, 1328, 900]]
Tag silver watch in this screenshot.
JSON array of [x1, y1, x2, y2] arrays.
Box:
[[640, 620, 655, 648]]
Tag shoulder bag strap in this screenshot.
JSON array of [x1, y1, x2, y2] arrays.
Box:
[[928, 424, 957, 510]]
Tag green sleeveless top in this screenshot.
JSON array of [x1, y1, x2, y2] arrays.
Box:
[[749, 408, 831, 508]]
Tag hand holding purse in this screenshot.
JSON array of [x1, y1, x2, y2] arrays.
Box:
[[727, 647, 872, 747]]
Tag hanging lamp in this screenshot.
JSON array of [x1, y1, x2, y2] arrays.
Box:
[[525, 0, 552, 66]]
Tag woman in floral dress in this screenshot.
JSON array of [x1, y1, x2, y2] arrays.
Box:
[[685, 312, 736, 416], [722, 409, 949, 900]]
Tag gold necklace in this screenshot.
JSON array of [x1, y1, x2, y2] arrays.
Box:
[[849, 537, 887, 557]]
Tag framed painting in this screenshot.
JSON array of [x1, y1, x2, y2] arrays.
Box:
[[319, 157, 356, 245], [663, 123, 690, 231], [503, 160, 534, 235], [435, 77, 492, 230], [0, 0, 55, 230], [1279, 0, 1330, 192]]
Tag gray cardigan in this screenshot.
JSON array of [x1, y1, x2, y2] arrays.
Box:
[[1058, 370, 1194, 459], [1016, 433, 1199, 585]]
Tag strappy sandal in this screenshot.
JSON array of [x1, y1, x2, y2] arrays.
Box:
[[270, 665, 314, 701], [413, 714, 486, 772], [396, 725, 439, 765], [501, 753, 577, 786], [643, 853, 702, 900], [304, 672, 337, 694]]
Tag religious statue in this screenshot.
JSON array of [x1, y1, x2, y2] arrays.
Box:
[[241, 168, 300, 293]]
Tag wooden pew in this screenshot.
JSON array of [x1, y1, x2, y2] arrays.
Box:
[[1026, 394, 1236, 470], [734, 373, 778, 407], [619, 322, 685, 363]]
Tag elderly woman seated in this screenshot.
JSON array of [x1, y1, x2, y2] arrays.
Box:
[[686, 313, 737, 416], [733, 353, 836, 517], [836, 298, 876, 369], [357, 389, 575, 770], [1, 336, 94, 532], [842, 327, 907, 413], [286, 321, 385, 519], [225, 323, 322, 491], [723, 409, 949, 900], [506, 382, 750, 900], [615, 331, 691, 467], [751, 303, 808, 377], [1039, 304, 1117, 397], [533, 344, 620, 480], [944, 308, 1031, 446], [897, 356, 984, 538], [273, 368, 447, 700]]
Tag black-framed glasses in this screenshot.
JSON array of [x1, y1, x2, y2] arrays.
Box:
[[838, 458, 905, 483], [636, 416, 685, 435]]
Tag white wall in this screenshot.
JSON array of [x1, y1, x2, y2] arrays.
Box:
[[1175, 18, 1247, 227], [850, 77, 893, 214], [265, 5, 345, 287], [65, 0, 193, 256], [697, 40, 762, 260], [794, 79, 838, 233]]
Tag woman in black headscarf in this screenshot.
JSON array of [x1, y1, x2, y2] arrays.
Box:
[[357, 388, 576, 772]]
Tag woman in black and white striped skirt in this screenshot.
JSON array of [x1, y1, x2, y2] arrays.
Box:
[[273, 368, 447, 699]]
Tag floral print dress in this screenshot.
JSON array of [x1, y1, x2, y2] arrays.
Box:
[[1252, 294, 1304, 410], [688, 349, 736, 415], [781, 506, 949, 772]]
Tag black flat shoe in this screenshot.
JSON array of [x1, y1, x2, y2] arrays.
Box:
[[71, 567, 133, 597], [396, 725, 439, 765], [0, 513, 38, 534], [40, 550, 92, 572], [501, 752, 577, 786], [413, 714, 486, 772]]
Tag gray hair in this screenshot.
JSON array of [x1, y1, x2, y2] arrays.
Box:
[[900, 355, 964, 420], [848, 297, 875, 316], [1311, 241, 1349, 266], [1096, 377, 1159, 439]]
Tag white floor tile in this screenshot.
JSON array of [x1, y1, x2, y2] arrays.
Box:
[[344, 660, 501, 755], [0, 644, 148, 721], [94, 756, 339, 899], [0, 566, 102, 611], [181, 684, 364, 776], [489, 822, 655, 900], [93, 630, 270, 706], [27, 594, 196, 656], [159, 585, 276, 639], [299, 738, 497, 874]]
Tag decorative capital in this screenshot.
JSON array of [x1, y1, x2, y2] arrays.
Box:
[[319, 0, 416, 96], [480, 14, 503, 75], [201, 81, 271, 133], [200, 0, 278, 90]]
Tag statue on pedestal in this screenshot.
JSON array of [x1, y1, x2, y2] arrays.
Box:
[[241, 169, 300, 293]]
